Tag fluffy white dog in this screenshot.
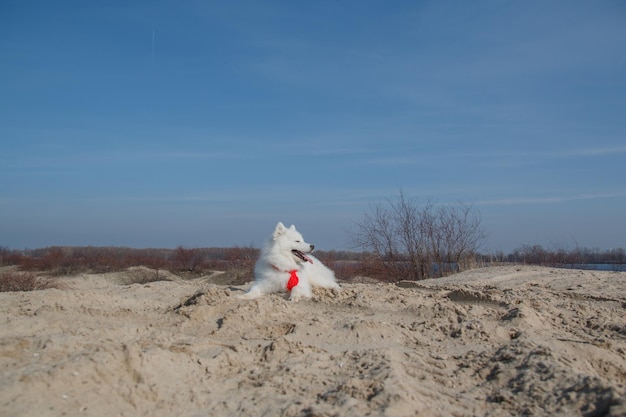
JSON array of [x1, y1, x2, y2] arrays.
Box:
[[238, 222, 340, 301]]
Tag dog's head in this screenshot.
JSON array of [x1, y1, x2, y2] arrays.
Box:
[[272, 222, 314, 264]]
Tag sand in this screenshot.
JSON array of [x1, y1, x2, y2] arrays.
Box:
[[1, 265, 625, 416]]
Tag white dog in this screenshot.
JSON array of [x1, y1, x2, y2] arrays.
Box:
[[238, 222, 340, 301]]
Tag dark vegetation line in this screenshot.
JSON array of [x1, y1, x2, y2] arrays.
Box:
[[1, 243, 624, 293], [4, 194, 623, 292]]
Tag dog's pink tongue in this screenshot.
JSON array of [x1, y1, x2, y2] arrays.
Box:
[[293, 249, 314, 264]]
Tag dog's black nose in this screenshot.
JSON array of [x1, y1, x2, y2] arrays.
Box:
[[310, 244, 315, 251]]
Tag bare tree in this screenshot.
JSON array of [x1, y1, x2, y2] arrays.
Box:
[[350, 192, 428, 280], [350, 192, 486, 280], [442, 202, 487, 272]]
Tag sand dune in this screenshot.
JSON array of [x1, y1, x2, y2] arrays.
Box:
[[1, 265, 625, 416]]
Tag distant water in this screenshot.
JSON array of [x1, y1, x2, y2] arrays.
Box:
[[558, 263, 626, 272]]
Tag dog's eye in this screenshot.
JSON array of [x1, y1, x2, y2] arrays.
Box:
[[295, 240, 301, 243]]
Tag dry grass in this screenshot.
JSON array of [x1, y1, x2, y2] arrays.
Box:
[[120, 266, 176, 285], [0, 270, 56, 292]]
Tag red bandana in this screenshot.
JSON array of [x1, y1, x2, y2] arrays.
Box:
[[287, 269, 299, 291]]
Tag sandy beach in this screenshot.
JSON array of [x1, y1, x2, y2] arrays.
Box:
[[1, 265, 625, 416]]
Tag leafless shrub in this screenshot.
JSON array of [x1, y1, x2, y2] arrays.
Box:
[[123, 267, 170, 285], [1, 247, 24, 266], [0, 270, 55, 292], [170, 246, 205, 273], [224, 246, 257, 273], [349, 191, 487, 280]]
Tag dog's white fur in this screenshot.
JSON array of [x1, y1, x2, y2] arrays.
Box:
[[238, 222, 340, 301]]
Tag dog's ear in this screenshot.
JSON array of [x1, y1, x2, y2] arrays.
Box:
[[274, 222, 286, 238], [289, 224, 296, 231]]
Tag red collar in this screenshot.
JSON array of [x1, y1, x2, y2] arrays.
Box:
[[271, 265, 299, 291]]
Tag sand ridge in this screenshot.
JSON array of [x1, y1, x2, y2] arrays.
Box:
[[1, 265, 625, 416]]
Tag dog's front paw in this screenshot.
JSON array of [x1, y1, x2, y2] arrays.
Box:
[[288, 287, 311, 302], [289, 291, 308, 302], [237, 287, 261, 300]]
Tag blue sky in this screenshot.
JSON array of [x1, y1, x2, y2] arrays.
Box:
[[1, 1, 625, 252]]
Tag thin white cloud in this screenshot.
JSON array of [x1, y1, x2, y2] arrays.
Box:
[[1, 149, 251, 172], [348, 144, 626, 168], [563, 146, 626, 157], [138, 151, 248, 160], [279, 146, 376, 158], [478, 191, 626, 206], [477, 197, 564, 205]]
